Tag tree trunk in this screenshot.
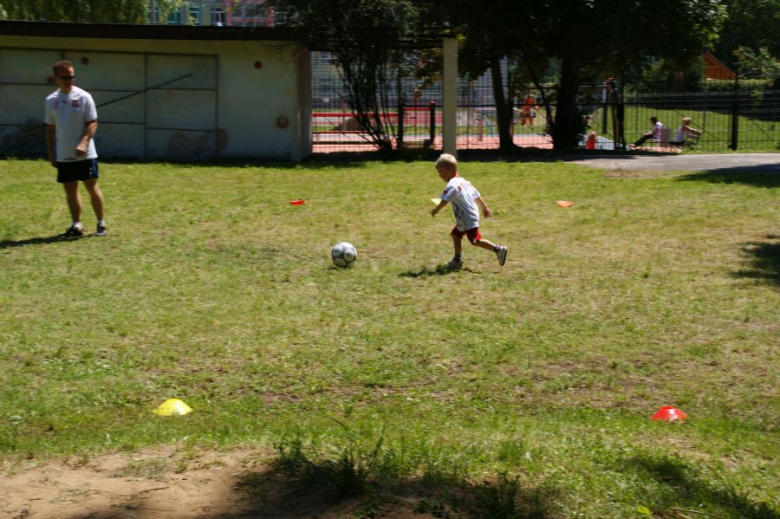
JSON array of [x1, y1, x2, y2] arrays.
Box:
[[552, 58, 582, 150], [490, 61, 515, 150]]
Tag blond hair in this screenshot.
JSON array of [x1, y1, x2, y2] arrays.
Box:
[[435, 153, 458, 172]]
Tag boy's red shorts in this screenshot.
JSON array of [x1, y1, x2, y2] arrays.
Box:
[[451, 226, 481, 244]]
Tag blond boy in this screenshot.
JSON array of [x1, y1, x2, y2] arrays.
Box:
[[431, 154, 507, 267]]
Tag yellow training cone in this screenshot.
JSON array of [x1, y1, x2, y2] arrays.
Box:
[[153, 398, 193, 416]]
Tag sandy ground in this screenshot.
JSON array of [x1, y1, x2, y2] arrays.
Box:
[[1, 446, 444, 519]]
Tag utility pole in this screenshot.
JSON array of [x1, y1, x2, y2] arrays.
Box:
[[442, 37, 457, 156], [150, 0, 157, 24]]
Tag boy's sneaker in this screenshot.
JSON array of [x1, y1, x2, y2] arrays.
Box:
[[95, 224, 108, 237], [495, 245, 508, 266], [61, 224, 84, 238], [448, 258, 463, 270]]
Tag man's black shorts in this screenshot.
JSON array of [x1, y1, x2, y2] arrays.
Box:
[[57, 159, 99, 184]]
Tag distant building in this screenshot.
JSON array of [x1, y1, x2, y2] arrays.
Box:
[[702, 51, 736, 80]]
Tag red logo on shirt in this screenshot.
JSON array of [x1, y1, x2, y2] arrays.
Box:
[[72, 100, 80, 108]]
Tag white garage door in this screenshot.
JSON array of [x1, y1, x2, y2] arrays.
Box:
[[0, 48, 217, 160]]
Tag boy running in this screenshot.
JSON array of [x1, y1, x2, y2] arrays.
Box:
[[431, 154, 507, 268]]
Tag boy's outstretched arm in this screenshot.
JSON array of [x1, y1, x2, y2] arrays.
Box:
[[477, 197, 491, 218], [431, 200, 449, 217]]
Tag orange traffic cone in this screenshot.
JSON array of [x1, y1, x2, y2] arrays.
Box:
[[586, 132, 597, 150], [651, 406, 688, 422]]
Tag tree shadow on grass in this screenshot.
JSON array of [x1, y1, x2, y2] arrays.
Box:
[[227, 435, 560, 518], [399, 263, 480, 278], [57, 468, 561, 519], [621, 452, 779, 519], [0, 234, 86, 249], [676, 166, 780, 188], [56, 444, 564, 519], [222, 468, 561, 519], [734, 235, 780, 286]]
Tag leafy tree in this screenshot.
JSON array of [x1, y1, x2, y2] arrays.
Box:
[[0, 0, 185, 24], [271, 0, 426, 153], [732, 46, 780, 81], [713, 0, 780, 70], [435, 0, 724, 149]]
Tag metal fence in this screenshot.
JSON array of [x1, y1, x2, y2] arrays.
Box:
[[312, 52, 779, 154], [620, 90, 779, 152]]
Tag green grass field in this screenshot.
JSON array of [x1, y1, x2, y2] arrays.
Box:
[[1, 158, 778, 518]]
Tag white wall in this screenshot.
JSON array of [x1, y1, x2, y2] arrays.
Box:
[[0, 35, 311, 161]]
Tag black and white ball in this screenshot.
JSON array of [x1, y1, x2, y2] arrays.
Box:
[[331, 242, 357, 268]]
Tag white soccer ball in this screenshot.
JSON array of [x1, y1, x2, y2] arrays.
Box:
[[331, 242, 357, 268]]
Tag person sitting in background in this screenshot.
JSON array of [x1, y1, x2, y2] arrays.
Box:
[[631, 116, 663, 148], [670, 117, 702, 147]]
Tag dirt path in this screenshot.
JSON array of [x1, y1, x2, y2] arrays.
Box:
[[1, 446, 441, 519], [565, 152, 780, 172]]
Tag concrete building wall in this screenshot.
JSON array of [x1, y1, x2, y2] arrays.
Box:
[[0, 34, 311, 161]]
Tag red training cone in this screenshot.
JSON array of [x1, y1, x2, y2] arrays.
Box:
[[651, 406, 688, 422], [290, 199, 305, 205]]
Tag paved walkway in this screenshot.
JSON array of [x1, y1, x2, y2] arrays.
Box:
[[565, 153, 780, 173]]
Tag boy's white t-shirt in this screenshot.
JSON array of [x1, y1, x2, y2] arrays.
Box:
[[44, 86, 98, 162], [441, 175, 481, 231]]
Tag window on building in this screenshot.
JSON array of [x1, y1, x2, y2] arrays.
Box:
[[188, 6, 200, 25], [212, 8, 226, 26]]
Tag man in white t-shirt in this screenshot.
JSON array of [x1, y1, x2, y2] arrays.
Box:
[[45, 60, 106, 237], [431, 154, 507, 268], [631, 116, 663, 148]]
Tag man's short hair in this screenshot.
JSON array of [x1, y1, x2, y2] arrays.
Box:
[[53, 60, 73, 75], [435, 153, 458, 172]]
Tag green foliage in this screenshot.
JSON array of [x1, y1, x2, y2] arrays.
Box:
[[0, 0, 185, 24], [625, 56, 705, 93], [436, 0, 725, 149], [271, 0, 425, 152], [701, 78, 772, 92], [273, 433, 387, 498], [637, 506, 653, 517], [733, 46, 780, 81], [713, 0, 780, 70], [474, 474, 559, 519]]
